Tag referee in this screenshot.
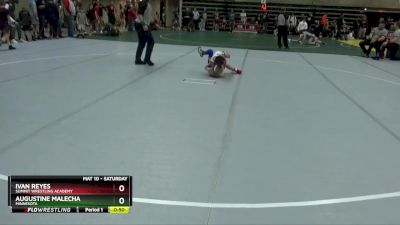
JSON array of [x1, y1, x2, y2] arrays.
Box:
[[134, 0, 154, 66], [276, 10, 289, 49]]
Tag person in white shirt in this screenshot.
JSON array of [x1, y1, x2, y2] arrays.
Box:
[[192, 7, 199, 30], [287, 13, 297, 34], [276, 11, 288, 48], [240, 9, 246, 24], [297, 17, 308, 33], [199, 8, 207, 31]]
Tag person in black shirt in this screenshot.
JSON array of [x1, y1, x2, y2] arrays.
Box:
[[36, 0, 46, 38], [106, 1, 116, 25], [19, 7, 33, 41], [336, 14, 345, 39], [353, 19, 359, 39], [45, 0, 59, 38], [0, 1, 17, 49], [359, 15, 368, 39], [306, 13, 314, 29], [182, 7, 192, 31], [86, 4, 95, 31]]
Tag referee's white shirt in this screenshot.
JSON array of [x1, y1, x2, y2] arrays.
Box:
[[277, 14, 286, 26]]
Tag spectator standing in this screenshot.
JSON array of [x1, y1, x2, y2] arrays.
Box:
[[86, 4, 95, 31], [127, 3, 136, 31], [336, 13, 345, 38], [229, 9, 235, 31], [276, 10, 288, 48], [56, 0, 63, 37], [106, 1, 116, 25], [200, 8, 206, 31], [5, 0, 20, 43], [192, 7, 199, 30], [352, 18, 359, 39], [214, 10, 220, 31], [161, 9, 165, 27], [320, 14, 327, 27], [386, 17, 393, 30], [359, 15, 367, 39], [261, 11, 268, 33], [287, 12, 297, 35], [101, 4, 109, 28], [255, 13, 261, 29], [63, 0, 75, 37], [0, 0, 17, 49], [36, 0, 46, 38], [240, 9, 246, 25], [93, 0, 101, 32], [46, 0, 60, 38], [76, 7, 87, 35], [118, 3, 125, 29], [182, 7, 191, 30], [19, 6, 33, 41], [306, 12, 314, 29], [320, 14, 328, 37], [27, 0, 38, 40], [171, 7, 179, 30]]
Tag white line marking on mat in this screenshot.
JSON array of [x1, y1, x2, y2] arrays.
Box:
[[159, 34, 316, 49], [0, 174, 8, 181], [183, 78, 216, 82], [250, 58, 400, 87], [182, 78, 216, 85], [117, 52, 182, 56], [1, 174, 399, 208], [0, 53, 110, 66], [133, 192, 400, 208], [316, 65, 400, 86], [182, 81, 216, 85]]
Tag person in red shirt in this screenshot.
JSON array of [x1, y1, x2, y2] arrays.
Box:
[[321, 14, 327, 26], [63, 0, 76, 37], [127, 3, 136, 31], [320, 14, 328, 37], [93, 0, 101, 32]]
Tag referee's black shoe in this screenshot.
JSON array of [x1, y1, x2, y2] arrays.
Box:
[[135, 60, 146, 65], [145, 60, 154, 66]]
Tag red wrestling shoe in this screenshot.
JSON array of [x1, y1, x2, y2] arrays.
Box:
[[234, 68, 242, 75]]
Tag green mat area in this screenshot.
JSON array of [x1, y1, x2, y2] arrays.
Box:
[[89, 30, 362, 56]]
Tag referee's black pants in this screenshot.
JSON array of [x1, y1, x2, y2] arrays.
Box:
[[135, 25, 154, 63], [277, 25, 289, 48]]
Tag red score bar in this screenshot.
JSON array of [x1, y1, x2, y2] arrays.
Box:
[[12, 183, 130, 195]]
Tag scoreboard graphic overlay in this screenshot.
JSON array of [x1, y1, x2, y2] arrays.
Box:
[[8, 176, 132, 213]]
